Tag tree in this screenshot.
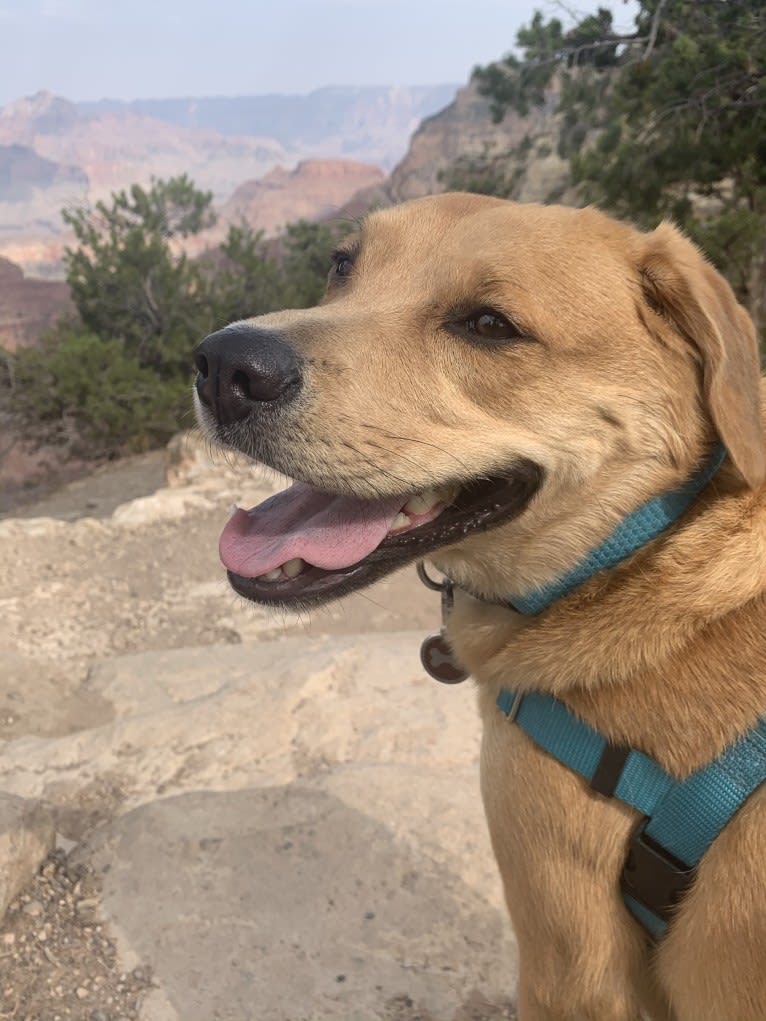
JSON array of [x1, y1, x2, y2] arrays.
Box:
[[6, 176, 346, 453], [210, 222, 285, 325], [280, 219, 351, 308], [573, 1, 766, 340], [472, 7, 621, 120], [470, 1, 766, 342], [63, 174, 217, 377], [11, 328, 189, 452]]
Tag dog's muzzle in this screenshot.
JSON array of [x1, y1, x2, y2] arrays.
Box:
[[194, 324, 303, 426]]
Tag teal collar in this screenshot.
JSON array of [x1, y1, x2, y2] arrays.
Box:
[[508, 443, 727, 615]]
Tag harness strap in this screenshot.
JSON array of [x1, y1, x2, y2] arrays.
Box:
[[497, 688, 766, 938]]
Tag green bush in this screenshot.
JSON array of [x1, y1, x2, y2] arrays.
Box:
[[13, 330, 191, 453], [5, 177, 350, 455]]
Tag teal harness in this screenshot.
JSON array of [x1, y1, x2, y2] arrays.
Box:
[[495, 444, 766, 939]]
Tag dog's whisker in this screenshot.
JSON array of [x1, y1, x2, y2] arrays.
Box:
[[364, 426, 475, 478]]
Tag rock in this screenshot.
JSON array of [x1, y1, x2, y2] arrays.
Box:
[[0, 253, 71, 352], [0, 793, 55, 921], [388, 78, 574, 206], [55, 832, 79, 855], [0, 431, 520, 1016], [89, 783, 517, 1021], [0, 456, 440, 718]]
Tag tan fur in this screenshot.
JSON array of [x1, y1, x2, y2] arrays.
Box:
[[234, 194, 766, 1020]]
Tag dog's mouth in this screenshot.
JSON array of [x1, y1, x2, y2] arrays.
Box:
[[219, 460, 542, 607]]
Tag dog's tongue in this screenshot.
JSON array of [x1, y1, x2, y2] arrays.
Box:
[[219, 482, 406, 577]]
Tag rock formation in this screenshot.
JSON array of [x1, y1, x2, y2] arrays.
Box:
[[0, 87, 458, 277], [203, 159, 386, 244], [336, 78, 576, 222]]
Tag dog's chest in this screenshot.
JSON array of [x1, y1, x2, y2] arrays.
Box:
[[478, 697, 637, 902]]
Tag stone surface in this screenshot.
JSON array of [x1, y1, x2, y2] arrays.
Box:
[[1, 432, 520, 1018], [90, 783, 516, 1021], [0, 793, 55, 920]]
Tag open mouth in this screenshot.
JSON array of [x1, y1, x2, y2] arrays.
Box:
[[219, 459, 542, 608]]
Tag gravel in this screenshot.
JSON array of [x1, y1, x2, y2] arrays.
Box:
[[0, 850, 152, 1021]]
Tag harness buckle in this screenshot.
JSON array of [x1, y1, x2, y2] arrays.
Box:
[[620, 818, 696, 924]]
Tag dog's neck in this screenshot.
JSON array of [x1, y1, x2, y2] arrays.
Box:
[[505, 443, 726, 615], [433, 442, 727, 611]]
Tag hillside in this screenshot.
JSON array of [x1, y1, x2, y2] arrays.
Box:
[[0, 143, 87, 202]]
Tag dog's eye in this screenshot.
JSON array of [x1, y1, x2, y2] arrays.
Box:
[[332, 254, 354, 279], [463, 311, 521, 342]]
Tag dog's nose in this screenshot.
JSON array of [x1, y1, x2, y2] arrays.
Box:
[[194, 324, 302, 424]]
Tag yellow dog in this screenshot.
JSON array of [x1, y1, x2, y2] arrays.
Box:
[[195, 193, 766, 1021]]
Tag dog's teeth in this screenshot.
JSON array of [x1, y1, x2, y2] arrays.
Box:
[[389, 512, 411, 533], [404, 489, 440, 515], [228, 503, 239, 519], [282, 557, 305, 579], [260, 568, 283, 582]]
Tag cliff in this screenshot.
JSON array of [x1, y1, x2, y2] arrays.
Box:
[[336, 78, 577, 220]]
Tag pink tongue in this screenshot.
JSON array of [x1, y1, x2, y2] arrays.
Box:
[[219, 482, 406, 577]]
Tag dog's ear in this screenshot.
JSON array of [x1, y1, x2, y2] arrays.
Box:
[[639, 221, 765, 490]]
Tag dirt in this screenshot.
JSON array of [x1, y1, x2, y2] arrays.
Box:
[[1, 449, 167, 522], [0, 850, 153, 1021]]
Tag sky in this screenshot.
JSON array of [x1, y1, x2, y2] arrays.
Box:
[[0, 0, 639, 106]]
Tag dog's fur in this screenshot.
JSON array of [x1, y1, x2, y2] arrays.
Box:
[[206, 194, 766, 1020]]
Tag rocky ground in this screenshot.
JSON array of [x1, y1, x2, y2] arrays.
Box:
[[0, 434, 519, 1020]]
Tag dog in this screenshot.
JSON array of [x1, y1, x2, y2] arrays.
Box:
[[194, 192, 766, 1020]]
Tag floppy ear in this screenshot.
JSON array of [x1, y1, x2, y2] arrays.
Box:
[[639, 221, 765, 490]]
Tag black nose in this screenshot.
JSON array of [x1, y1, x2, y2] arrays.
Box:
[[194, 324, 302, 425]]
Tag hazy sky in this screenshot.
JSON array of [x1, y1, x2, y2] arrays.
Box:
[[0, 0, 639, 106]]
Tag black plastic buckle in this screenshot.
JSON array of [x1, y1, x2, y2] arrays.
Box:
[[620, 818, 696, 924]]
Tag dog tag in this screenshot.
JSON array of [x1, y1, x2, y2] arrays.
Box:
[[420, 632, 469, 684], [417, 561, 470, 684]]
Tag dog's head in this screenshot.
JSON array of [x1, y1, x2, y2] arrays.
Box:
[[194, 193, 764, 608]]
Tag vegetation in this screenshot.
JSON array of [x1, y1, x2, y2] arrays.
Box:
[[6, 176, 347, 453], [448, 0, 766, 342]]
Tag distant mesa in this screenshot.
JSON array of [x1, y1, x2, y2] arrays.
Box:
[[76, 85, 458, 158], [219, 159, 387, 237]]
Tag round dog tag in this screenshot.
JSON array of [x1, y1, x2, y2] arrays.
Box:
[[420, 632, 469, 684]]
